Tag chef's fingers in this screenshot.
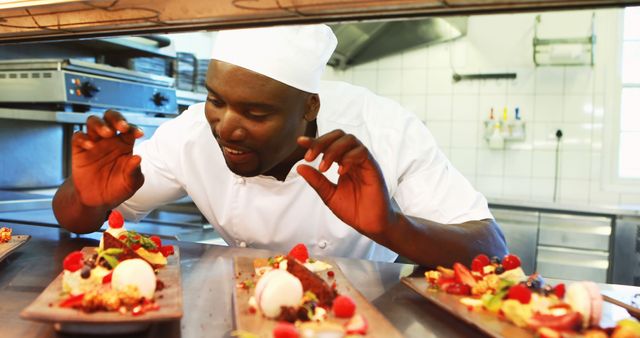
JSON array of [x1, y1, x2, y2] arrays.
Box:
[[124, 155, 145, 191], [103, 110, 131, 134], [337, 145, 369, 175], [86, 115, 114, 141], [119, 123, 144, 145], [318, 134, 360, 172], [299, 129, 346, 162], [297, 164, 336, 204], [71, 131, 94, 151]]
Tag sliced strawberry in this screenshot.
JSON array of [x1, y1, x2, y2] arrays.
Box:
[[108, 210, 124, 229], [471, 254, 490, 273], [527, 311, 582, 331], [150, 235, 162, 248], [507, 283, 532, 304], [62, 251, 84, 272], [288, 243, 309, 262], [160, 245, 174, 257], [345, 314, 368, 335], [102, 271, 113, 284], [273, 321, 299, 338], [60, 293, 84, 308], [444, 282, 471, 295], [332, 295, 356, 318], [436, 276, 456, 290], [553, 283, 566, 298], [502, 254, 521, 271], [453, 262, 477, 287]]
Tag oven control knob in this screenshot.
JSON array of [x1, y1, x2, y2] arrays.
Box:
[[152, 92, 169, 106], [80, 81, 100, 98]]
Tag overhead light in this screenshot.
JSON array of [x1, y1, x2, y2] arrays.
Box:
[[0, 0, 86, 10]]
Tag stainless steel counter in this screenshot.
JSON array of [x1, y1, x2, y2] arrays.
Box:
[[1, 222, 639, 338], [489, 198, 640, 217]]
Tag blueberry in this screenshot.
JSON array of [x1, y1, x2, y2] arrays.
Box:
[[495, 265, 505, 274], [526, 274, 545, 290], [490, 256, 501, 264], [80, 265, 91, 279]]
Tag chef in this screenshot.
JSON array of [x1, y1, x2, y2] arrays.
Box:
[[52, 24, 507, 266]]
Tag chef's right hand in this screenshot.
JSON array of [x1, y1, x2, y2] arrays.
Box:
[[70, 110, 145, 208]]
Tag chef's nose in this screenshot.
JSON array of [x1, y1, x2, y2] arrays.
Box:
[[216, 109, 246, 142]]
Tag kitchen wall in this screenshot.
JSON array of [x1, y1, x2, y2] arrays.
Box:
[[323, 8, 639, 207]]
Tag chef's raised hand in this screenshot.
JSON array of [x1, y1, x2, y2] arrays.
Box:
[[296, 130, 395, 238], [70, 110, 145, 208]]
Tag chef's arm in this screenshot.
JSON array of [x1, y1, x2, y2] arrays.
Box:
[[53, 179, 111, 234], [374, 213, 508, 268]]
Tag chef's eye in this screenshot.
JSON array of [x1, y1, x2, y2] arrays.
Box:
[[208, 97, 225, 108]]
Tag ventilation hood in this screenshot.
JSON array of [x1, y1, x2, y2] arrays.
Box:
[[328, 17, 466, 69]]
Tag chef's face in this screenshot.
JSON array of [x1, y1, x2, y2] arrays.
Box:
[[204, 60, 317, 178]]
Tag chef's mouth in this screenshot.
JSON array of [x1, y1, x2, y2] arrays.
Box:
[[221, 145, 255, 164]]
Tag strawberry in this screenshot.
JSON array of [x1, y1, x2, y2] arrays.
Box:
[[108, 210, 124, 229], [471, 254, 490, 274], [332, 295, 356, 318], [553, 283, 566, 298], [150, 235, 162, 248], [502, 254, 521, 271], [288, 243, 309, 262], [273, 321, 299, 338], [62, 251, 84, 272], [160, 245, 174, 257], [59, 294, 85, 308], [102, 271, 112, 284], [345, 314, 368, 335], [444, 283, 471, 295], [453, 262, 477, 287], [508, 283, 532, 304], [436, 276, 456, 290]]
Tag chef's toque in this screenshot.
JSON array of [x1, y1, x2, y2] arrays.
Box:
[[210, 24, 337, 94]]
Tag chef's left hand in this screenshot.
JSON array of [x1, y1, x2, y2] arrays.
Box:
[[297, 130, 395, 237]]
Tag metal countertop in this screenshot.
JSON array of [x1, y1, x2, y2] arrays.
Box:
[[1, 222, 639, 338]]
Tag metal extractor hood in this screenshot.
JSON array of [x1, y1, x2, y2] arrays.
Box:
[[329, 17, 467, 70]]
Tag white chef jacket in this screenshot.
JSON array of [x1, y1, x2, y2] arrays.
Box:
[[118, 80, 493, 262]]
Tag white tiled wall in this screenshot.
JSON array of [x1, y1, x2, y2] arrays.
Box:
[[324, 9, 633, 206]]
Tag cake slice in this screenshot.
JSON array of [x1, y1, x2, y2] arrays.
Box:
[[285, 254, 337, 307]]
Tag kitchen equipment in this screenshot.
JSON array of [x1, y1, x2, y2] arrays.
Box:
[[0, 59, 177, 115]]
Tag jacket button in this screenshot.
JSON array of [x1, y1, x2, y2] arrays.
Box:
[[236, 177, 246, 185], [318, 240, 327, 249], [238, 241, 246, 248]]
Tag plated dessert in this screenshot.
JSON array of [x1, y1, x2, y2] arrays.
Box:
[[59, 210, 175, 314], [233, 243, 402, 338], [418, 254, 640, 338], [0, 225, 30, 263], [21, 211, 182, 333]]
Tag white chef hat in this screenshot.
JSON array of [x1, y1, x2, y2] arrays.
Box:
[[211, 24, 337, 94]]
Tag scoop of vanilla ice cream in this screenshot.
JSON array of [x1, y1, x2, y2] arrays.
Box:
[[254, 269, 303, 318], [111, 258, 157, 299]]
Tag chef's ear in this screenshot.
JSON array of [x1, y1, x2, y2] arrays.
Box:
[[304, 94, 320, 122]]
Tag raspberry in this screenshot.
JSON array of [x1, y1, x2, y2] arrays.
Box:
[[444, 283, 471, 295], [160, 245, 174, 257], [502, 254, 521, 271], [508, 283, 532, 304], [150, 235, 162, 248], [108, 210, 124, 229], [63, 251, 84, 272], [332, 295, 356, 318], [471, 254, 490, 273], [273, 321, 299, 338], [288, 243, 309, 262], [553, 283, 566, 298]]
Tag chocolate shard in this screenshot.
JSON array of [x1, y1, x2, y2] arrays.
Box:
[[285, 255, 337, 307], [102, 232, 160, 268]]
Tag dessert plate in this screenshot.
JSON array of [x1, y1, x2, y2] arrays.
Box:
[[402, 276, 534, 338], [0, 235, 30, 263], [232, 256, 402, 337], [21, 247, 182, 334]]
